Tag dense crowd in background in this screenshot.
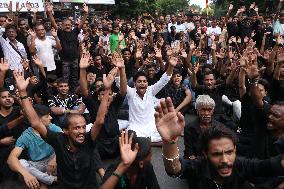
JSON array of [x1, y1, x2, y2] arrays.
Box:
[[0, 0, 284, 189]]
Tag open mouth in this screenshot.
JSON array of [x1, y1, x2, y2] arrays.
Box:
[[77, 135, 85, 142], [219, 167, 231, 175]]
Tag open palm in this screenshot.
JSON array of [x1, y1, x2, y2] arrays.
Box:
[[154, 98, 185, 142], [79, 53, 91, 69], [119, 130, 138, 166], [103, 67, 118, 89], [0, 58, 9, 72], [13, 70, 30, 92]]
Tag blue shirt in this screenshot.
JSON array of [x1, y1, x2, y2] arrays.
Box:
[[16, 124, 62, 161]]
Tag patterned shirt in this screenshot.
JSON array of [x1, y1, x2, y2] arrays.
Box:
[[48, 94, 83, 109]]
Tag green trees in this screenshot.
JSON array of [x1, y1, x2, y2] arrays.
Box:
[[112, 0, 189, 18]]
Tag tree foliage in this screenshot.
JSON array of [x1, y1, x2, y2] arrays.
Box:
[[112, 0, 189, 18]]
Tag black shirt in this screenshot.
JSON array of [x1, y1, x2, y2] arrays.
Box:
[[0, 106, 25, 139], [184, 117, 223, 158], [125, 59, 136, 80], [58, 28, 80, 61], [102, 163, 161, 189], [84, 93, 125, 158], [227, 22, 239, 39], [271, 79, 284, 102], [45, 129, 98, 189], [171, 155, 284, 189]]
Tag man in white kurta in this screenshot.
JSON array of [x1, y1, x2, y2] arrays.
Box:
[[116, 59, 175, 142]]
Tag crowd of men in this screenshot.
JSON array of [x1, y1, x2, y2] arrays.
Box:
[[0, 0, 284, 189]]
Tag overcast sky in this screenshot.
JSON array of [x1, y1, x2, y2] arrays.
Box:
[[190, 0, 212, 9]]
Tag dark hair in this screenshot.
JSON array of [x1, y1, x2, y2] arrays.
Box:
[[203, 70, 215, 79], [33, 104, 50, 117], [62, 114, 85, 129], [112, 23, 119, 29], [273, 101, 284, 106], [173, 68, 181, 76], [56, 78, 69, 85], [125, 130, 151, 161], [0, 87, 9, 94], [46, 74, 58, 83], [97, 85, 106, 94], [199, 125, 238, 153], [133, 71, 148, 82], [258, 78, 270, 93], [34, 23, 44, 29], [5, 24, 17, 31], [122, 48, 131, 54]]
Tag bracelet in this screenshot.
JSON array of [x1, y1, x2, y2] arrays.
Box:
[[20, 95, 29, 100], [248, 78, 259, 86], [112, 172, 126, 188], [162, 147, 180, 162], [112, 172, 121, 178]]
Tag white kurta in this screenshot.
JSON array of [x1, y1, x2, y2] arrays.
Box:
[[116, 73, 171, 142]]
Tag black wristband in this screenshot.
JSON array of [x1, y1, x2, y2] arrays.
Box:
[[20, 95, 29, 100]]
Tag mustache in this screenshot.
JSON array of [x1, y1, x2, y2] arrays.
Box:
[[217, 163, 233, 170]]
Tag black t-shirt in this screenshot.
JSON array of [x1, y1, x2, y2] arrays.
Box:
[[45, 130, 98, 189], [102, 162, 161, 189], [0, 106, 25, 139], [227, 22, 239, 38], [125, 59, 136, 80], [271, 79, 284, 102], [58, 28, 80, 61], [84, 93, 125, 158]]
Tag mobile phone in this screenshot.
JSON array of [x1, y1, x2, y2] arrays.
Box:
[[191, 55, 196, 65]]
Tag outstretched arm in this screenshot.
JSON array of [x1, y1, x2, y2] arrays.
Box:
[[90, 68, 118, 141], [79, 53, 91, 97], [155, 97, 185, 175], [99, 130, 139, 189], [46, 3, 58, 31], [13, 70, 47, 137]]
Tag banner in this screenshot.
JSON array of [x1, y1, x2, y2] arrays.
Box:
[[0, 0, 45, 12], [52, 0, 115, 4]]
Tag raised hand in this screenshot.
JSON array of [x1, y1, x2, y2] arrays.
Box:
[[135, 48, 143, 59], [211, 42, 216, 50], [0, 58, 9, 72], [28, 29, 36, 38], [119, 130, 139, 167], [82, 3, 89, 14], [169, 56, 178, 67], [103, 67, 118, 89], [51, 28, 57, 37], [243, 64, 264, 79], [8, 1, 12, 12], [13, 70, 30, 92], [79, 53, 91, 69], [112, 51, 124, 68], [32, 7, 38, 14], [154, 98, 185, 142], [32, 55, 43, 67], [155, 47, 162, 58], [228, 4, 233, 10], [16, 2, 23, 13], [26, 2, 32, 12], [118, 34, 124, 42], [180, 49, 187, 58], [189, 42, 196, 51], [45, 2, 53, 13], [20, 59, 30, 70]]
